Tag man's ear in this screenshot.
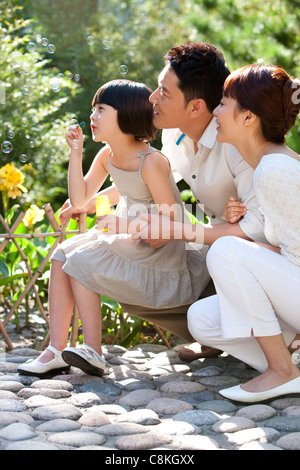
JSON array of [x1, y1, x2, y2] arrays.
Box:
[[188, 98, 207, 118]]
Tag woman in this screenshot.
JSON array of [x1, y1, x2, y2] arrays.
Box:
[[186, 64, 300, 402]]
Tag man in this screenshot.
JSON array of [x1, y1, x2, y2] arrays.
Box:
[[59, 43, 266, 360]]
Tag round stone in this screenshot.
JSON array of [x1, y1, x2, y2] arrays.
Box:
[[78, 409, 111, 427], [96, 422, 149, 436], [212, 416, 256, 433], [31, 379, 74, 391], [23, 395, 60, 408], [115, 432, 172, 450], [0, 411, 34, 426], [0, 399, 27, 412], [117, 409, 160, 425], [119, 389, 161, 407], [48, 431, 106, 448], [31, 404, 82, 421], [36, 419, 81, 433], [173, 410, 219, 426], [236, 404, 277, 421], [0, 423, 36, 441], [0, 381, 24, 392], [68, 392, 102, 408], [276, 432, 300, 450], [160, 381, 206, 394], [146, 398, 193, 415], [196, 399, 238, 414]]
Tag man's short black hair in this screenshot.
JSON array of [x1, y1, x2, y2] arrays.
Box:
[[165, 42, 230, 112]]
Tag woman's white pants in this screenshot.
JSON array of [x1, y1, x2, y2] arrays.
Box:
[[188, 236, 300, 372]]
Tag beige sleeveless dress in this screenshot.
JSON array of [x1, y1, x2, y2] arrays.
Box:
[[51, 145, 210, 308]]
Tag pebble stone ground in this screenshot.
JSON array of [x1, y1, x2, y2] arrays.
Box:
[[1, 339, 300, 452]]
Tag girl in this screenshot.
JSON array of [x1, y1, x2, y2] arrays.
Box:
[[186, 64, 300, 402], [18, 79, 209, 378]]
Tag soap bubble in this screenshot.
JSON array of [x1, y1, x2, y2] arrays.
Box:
[[1, 141, 13, 154], [7, 130, 14, 139], [27, 42, 36, 52], [22, 61, 30, 75], [87, 36, 94, 45], [102, 40, 110, 50], [51, 78, 61, 93], [74, 74, 80, 82], [21, 117, 29, 127], [48, 44, 56, 54], [120, 65, 128, 75], [22, 85, 30, 95], [67, 72, 73, 80], [29, 140, 35, 148], [41, 37, 48, 46], [10, 51, 24, 69], [20, 154, 28, 164]]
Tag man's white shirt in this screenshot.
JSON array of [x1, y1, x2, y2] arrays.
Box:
[[161, 117, 267, 242]]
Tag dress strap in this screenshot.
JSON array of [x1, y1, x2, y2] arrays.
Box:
[[138, 143, 157, 175]]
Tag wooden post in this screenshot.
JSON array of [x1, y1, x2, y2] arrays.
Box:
[[70, 212, 87, 347]]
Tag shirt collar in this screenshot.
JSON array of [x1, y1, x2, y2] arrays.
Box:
[[198, 117, 218, 149], [174, 117, 218, 150]]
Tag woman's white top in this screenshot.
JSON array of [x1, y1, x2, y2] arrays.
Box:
[[254, 153, 300, 267]]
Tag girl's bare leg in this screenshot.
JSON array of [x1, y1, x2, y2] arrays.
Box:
[[38, 260, 75, 363], [241, 334, 300, 393], [68, 277, 103, 356]]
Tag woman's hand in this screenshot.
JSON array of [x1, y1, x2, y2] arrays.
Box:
[[224, 197, 247, 224], [65, 125, 84, 151]]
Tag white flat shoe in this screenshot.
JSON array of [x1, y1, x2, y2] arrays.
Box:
[[219, 376, 300, 403], [62, 344, 107, 377], [17, 345, 70, 378]]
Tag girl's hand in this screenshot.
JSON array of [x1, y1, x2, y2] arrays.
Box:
[[65, 125, 84, 151], [224, 197, 247, 224], [96, 214, 128, 234]]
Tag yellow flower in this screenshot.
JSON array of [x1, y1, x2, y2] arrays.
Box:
[[23, 204, 45, 228], [0, 163, 27, 199]]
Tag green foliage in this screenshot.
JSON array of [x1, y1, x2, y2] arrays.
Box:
[[0, 0, 79, 211], [185, 0, 300, 152], [21, 0, 190, 193]]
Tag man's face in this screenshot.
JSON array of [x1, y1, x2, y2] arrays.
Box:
[[149, 65, 189, 130]]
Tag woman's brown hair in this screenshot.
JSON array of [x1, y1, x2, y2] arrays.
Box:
[[223, 64, 300, 144]]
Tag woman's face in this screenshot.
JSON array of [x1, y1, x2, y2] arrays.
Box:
[[213, 96, 245, 145]]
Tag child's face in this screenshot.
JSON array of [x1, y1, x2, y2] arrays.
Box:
[[90, 103, 119, 143]]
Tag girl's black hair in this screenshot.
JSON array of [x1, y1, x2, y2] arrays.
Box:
[[92, 79, 157, 141]]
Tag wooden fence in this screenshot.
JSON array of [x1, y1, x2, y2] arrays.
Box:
[[0, 204, 86, 350], [0, 205, 171, 350]]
